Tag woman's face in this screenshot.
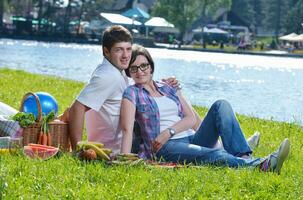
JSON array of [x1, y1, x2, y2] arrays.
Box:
[[129, 55, 152, 85]]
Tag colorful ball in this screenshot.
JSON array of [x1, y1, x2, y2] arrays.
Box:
[[23, 92, 58, 119]]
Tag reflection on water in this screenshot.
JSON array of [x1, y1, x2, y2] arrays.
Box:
[[0, 39, 303, 124]]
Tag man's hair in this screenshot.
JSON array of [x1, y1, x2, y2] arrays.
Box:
[[102, 25, 133, 55], [125, 44, 154, 77]]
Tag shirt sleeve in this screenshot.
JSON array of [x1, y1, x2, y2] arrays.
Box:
[[77, 74, 118, 112], [122, 86, 136, 105]]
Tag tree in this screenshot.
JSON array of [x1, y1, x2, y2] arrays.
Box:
[[151, 0, 231, 41], [263, 0, 291, 39], [283, 0, 303, 34]]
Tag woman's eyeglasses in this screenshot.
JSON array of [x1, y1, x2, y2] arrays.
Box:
[[129, 63, 150, 73]]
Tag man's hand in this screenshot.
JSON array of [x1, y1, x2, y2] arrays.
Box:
[[152, 130, 170, 153], [162, 76, 181, 90]]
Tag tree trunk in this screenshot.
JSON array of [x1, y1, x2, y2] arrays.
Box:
[[0, 0, 4, 32], [77, 0, 84, 36], [63, 1, 72, 36], [38, 0, 43, 33], [275, 0, 281, 41]]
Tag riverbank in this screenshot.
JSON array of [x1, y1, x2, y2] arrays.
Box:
[[154, 42, 303, 59], [0, 68, 302, 199], [1, 34, 303, 59]]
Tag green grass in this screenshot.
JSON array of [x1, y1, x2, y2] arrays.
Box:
[[1, 68, 303, 199]]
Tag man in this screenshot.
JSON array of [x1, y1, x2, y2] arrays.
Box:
[[69, 25, 178, 153]]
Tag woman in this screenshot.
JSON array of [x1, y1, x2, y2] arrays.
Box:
[[120, 44, 290, 174]]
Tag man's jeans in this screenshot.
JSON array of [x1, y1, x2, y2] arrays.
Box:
[[156, 100, 262, 168]]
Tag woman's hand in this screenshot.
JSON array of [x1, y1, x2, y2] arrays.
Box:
[[152, 130, 170, 153]]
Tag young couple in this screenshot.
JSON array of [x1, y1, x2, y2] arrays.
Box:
[[69, 25, 290, 174]]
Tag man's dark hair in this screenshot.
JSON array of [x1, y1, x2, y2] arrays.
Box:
[[102, 25, 133, 55], [125, 44, 154, 77]]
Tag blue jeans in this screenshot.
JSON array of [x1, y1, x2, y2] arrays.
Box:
[[156, 100, 262, 168]]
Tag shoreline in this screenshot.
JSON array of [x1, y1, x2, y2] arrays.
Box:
[[1, 35, 303, 59]]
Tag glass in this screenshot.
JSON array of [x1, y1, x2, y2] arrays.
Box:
[[129, 63, 150, 73], [9, 137, 23, 149], [9, 137, 23, 154]]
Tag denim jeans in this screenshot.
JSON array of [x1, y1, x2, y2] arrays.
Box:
[[156, 100, 263, 168]]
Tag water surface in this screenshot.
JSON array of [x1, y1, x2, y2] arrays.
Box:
[[1, 39, 302, 124]]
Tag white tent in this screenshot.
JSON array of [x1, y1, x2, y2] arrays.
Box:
[[144, 17, 179, 36], [145, 17, 174, 27], [193, 27, 228, 34], [204, 27, 228, 34], [289, 34, 303, 42], [152, 26, 179, 33], [279, 33, 298, 41], [100, 13, 142, 26]]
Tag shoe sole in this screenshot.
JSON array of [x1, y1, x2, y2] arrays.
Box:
[[247, 131, 260, 150], [275, 138, 290, 174]]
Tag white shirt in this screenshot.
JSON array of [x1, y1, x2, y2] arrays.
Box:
[[77, 58, 129, 153], [153, 96, 195, 139]]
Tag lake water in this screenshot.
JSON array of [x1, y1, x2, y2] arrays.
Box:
[[1, 39, 303, 124]]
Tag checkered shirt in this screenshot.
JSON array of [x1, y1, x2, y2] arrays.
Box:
[[122, 81, 184, 159]]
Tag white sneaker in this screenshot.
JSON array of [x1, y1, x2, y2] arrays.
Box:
[[260, 138, 290, 174], [247, 131, 261, 151]]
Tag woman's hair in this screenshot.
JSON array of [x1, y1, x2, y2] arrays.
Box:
[[125, 44, 155, 77], [102, 25, 133, 55]]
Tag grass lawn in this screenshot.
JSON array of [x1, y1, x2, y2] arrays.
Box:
[[0, 68, 302, 199]]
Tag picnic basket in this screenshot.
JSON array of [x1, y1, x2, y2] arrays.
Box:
[[20, 92, 70, 151]]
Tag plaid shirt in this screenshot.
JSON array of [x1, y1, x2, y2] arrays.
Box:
[[122, 81, 184, 159]]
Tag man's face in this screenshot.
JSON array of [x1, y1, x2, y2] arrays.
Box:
[[103, 42, 132, 70]]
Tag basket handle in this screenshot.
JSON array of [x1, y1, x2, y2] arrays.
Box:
[[19, 92, 43, 125]]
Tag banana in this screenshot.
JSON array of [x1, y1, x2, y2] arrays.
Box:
[[82, 143, 110, 161], [101, 148, 112, 155], [116, 153, 139, 161], [77, 141, 104, 150], [118, 153, 139, 158]]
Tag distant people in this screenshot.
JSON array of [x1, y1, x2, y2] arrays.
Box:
[[238, 39, 245, 50], [68, 25, 179, 153], [220, 41, 224, 49], [168, 34, 174, 44], [203, 41, 206, 49], [260, 42, 264, 50], [120, 44, 291, 174]]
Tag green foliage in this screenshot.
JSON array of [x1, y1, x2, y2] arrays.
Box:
[[283, 0, 303, 33], [152, 0, 232, 35], [11, 112, 36, 128], [1, 69, 303, 199]]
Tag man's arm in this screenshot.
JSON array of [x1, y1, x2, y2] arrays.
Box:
[[69, 100, 90, 151]]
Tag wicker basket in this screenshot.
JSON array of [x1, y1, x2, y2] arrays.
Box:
[[20, 92, 70, 151]]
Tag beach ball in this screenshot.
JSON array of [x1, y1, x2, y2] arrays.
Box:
[[23, 92, 58, 119]]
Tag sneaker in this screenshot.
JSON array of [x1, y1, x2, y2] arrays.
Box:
[[259, 138, 290, 174], [247, 131, 261, 151]]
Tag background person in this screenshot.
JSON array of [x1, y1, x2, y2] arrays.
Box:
[[120, 44, 290, 174]]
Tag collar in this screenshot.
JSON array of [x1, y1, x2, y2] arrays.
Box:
[[102, 57, 123, 74], [134, 81, 166, 91]]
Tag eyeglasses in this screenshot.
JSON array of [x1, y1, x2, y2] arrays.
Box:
[[129, 63, 150, 73]]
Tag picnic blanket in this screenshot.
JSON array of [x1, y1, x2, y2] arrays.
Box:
[[0, 115, 23, 137], [0, 102, 22, 137], [0, 102, 18, 116]]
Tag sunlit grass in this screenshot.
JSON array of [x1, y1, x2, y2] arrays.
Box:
[[1, 68, 302, 199]]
